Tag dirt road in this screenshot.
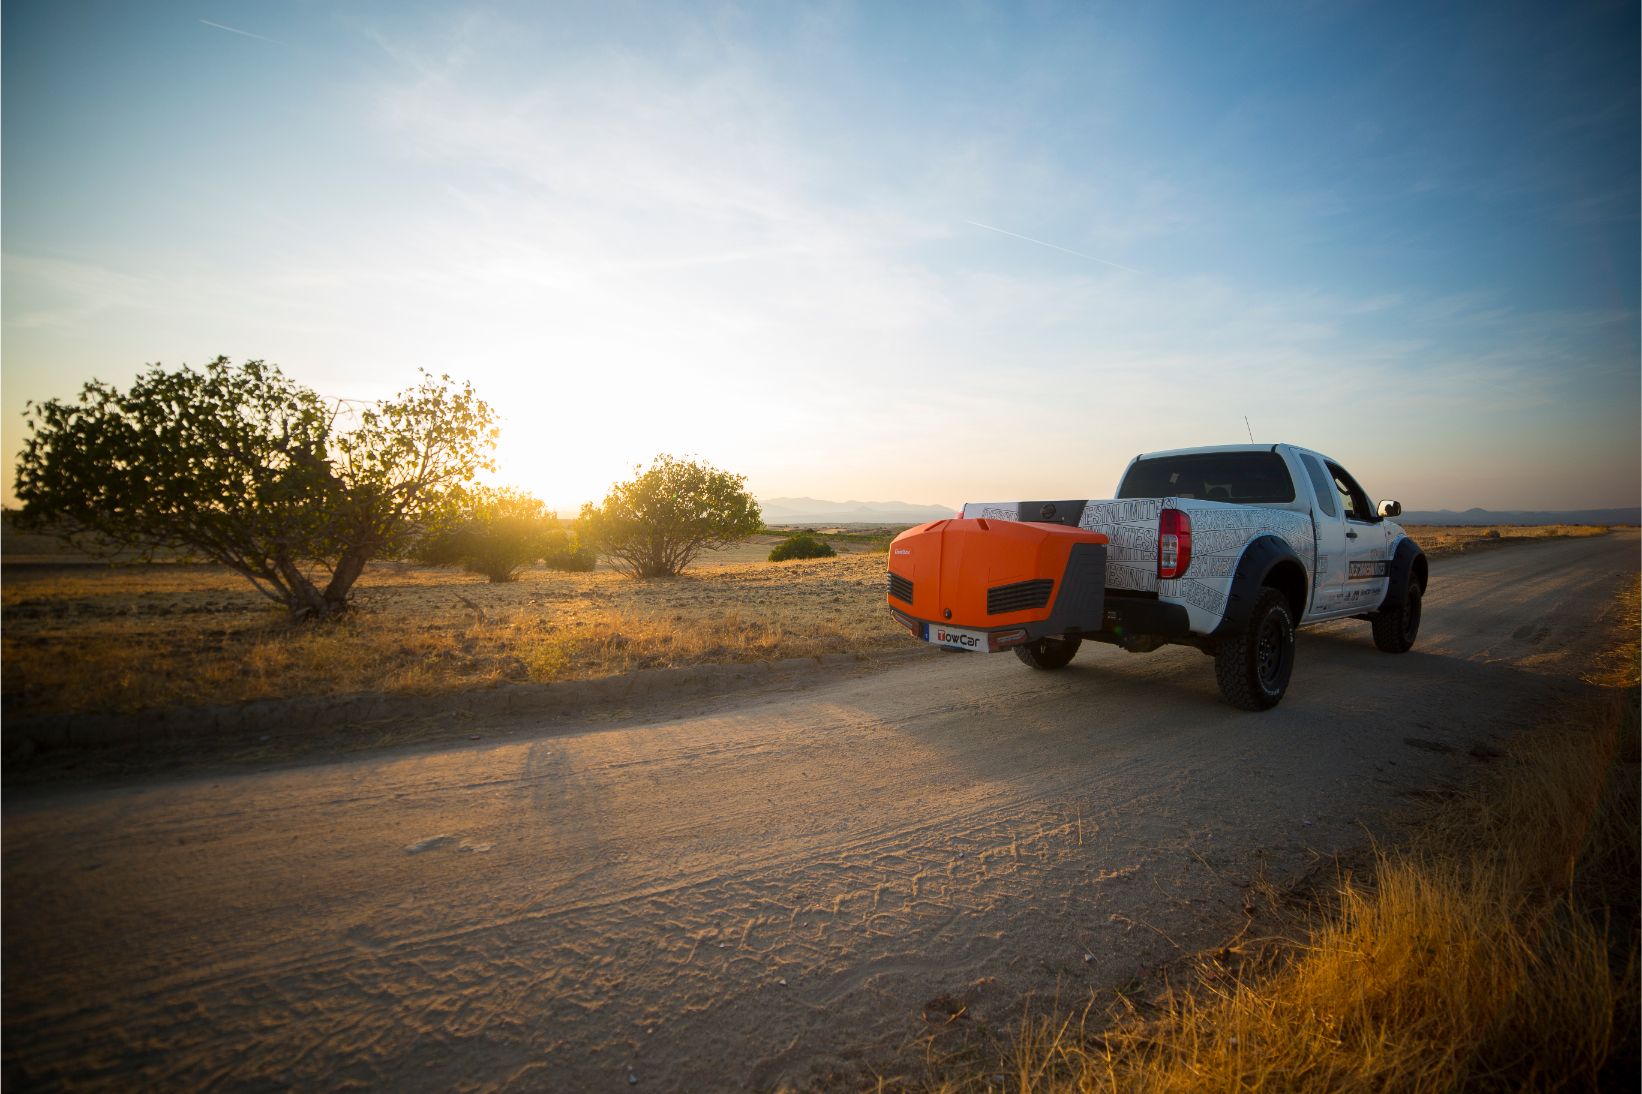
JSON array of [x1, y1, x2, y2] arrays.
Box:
[[4, 531, 1635, 1091]]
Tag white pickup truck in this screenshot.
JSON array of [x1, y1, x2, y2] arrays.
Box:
[[885, 443, 1427, 710]]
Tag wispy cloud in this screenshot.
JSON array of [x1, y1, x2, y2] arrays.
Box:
[[199, 19, 282, 46], [963, 219, 1146, 275], [370, 40, 955, 340], [7, 4, 1631, 511]]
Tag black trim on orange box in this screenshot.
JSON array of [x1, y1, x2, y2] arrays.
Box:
[[887, 571, 913, 604], [987, 578, 1054, 614], [1039, 542, 1107, 636]]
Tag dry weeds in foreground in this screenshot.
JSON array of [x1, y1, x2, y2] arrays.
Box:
[[2, 553, 900, 718], [914, 578, 1640, 1093]]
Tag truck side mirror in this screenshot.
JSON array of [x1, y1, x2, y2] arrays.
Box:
[[1377, 499, 1402, 518]]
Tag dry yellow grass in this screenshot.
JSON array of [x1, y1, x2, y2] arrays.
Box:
[[917, 578, 1640, 1094], [2, 552, 902, 718], [1, 524, 1614, 721], [1405, 523, 1613, 560]]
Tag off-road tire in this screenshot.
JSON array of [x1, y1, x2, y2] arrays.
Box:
[[1014, 636, 1081, 670], [1371, 579, 1422, 653], [1214, 588, 1295, 710]]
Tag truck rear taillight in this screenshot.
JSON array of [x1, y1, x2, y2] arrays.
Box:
[[1158, 508, 1192, 579]]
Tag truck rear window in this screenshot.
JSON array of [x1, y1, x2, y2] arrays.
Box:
[[1117, 452, 1297, 504]]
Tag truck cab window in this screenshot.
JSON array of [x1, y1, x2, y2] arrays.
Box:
[[1325, 462, 1373, 522], [1117, 452, 1296, 504], [1299, 453, 1336, 518]]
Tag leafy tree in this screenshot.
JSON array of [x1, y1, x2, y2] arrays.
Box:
[[417, 488, 595, 582], [544, 531, 599, 573], [768, 532, 835, 561], [579, 454, 761, 577], [14, 357, 497, 619]]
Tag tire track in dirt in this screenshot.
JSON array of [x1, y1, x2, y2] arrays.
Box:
[[4, 532, 1635, 1091]]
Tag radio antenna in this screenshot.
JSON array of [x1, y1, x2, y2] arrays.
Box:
[[1244, 416, 1254, 443]]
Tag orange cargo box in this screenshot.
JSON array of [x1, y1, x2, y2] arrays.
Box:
[[885, 518, 1108, 652]]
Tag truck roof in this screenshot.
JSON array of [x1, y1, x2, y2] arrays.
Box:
[[1133, 443, 1298, 461]]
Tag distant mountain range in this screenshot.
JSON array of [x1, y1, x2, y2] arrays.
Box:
[[759, 497, 955, 526], [1398, 507, 1640, 526], [756, 498, 1640, 528]]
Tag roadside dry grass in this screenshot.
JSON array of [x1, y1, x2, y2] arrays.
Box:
[[1406, 522, 1613, 560], [913, 577, 1640, 1093], [0, 523, 1612, 721], [2, 551, 902, 719]]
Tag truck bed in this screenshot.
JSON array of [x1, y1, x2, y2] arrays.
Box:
[[961, 497, 1316, 624]]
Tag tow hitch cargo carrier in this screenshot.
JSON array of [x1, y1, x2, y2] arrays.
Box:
[[887, 443, 1426, 710], [884, 518, 1109, 653]]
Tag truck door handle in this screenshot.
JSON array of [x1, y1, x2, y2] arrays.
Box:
[[1346, 531, 1358, 539]]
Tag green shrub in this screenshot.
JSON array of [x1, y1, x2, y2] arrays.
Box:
[[768, 532, 835, 561], [543, 530, 598, 572], [580, 454, 762, 577], [416, 488, 569, 583], [413, 526, 468, 568]]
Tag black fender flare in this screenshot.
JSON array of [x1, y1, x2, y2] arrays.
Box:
[[1376, 537, 1427, 613], [1209, 535, 1309, 639]]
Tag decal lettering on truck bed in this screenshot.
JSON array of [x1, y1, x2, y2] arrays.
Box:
[[1188, 554, 1238, 579], [1171, 578, 1230, 614], [1106, 565, 1154, 592], [1078, 499, 1163, 592], [1073, 499, 1314, 617]]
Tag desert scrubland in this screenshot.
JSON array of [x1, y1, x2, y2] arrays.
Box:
[[0, 523, 1617, 724], [3, 528, 1634, 1092]]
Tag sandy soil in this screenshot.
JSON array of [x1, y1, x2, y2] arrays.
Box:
[[3, 531, 1636, 1091]]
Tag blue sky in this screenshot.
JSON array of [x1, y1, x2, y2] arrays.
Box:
[[4, 0, 1637, 511]]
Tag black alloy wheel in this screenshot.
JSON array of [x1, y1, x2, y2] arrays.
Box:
[[1255, 608, 1294, 695], [1215, 588, 1296, 711], [1371, 578, 1422, 653]]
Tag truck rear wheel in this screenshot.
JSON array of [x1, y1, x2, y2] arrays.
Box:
[[1214, 588, 1295, 710], [1015, 636, 1081, 670], [1371, 580, 1422, 653]]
